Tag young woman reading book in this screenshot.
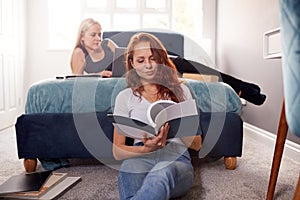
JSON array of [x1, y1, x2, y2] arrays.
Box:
[[112, 32, 202, 200]]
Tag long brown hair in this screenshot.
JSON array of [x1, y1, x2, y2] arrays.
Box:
[[125, 32, 185, 103]]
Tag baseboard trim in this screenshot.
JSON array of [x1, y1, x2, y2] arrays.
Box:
[[244, 123, 300, 163]]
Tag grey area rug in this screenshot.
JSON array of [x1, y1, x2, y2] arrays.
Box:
[[0, 126, 299, 200]]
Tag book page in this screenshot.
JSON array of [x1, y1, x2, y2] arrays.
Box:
[[154, 99, 198, 131], [39, 177, 81, 200], [147, 100, 176, 127], [41, 173, 67, 191]]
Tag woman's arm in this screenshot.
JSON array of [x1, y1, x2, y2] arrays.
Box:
[[112, 129, 147, 160], [99, 70, 112, 77], [113, 127, 202, 160], [113, 123, 169, 160], [70, 48, 86, 74], [181, 135, 202, 151]]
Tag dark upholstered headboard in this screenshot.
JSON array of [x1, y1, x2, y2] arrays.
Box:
[[103, 31, 184, 57]]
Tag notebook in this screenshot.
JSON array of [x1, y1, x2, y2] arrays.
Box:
[[112, 47, 127, 77], [0, 170, 52, 195], [2, 176, 81, 200], [1, 172, 67, 199]]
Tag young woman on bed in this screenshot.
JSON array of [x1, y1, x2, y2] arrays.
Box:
[[113, 32, 202, 200], [70, 18, 118, 77]]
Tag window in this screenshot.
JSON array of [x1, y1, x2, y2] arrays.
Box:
[[48, 0, 203, 50], [48, 0, 81, 49]]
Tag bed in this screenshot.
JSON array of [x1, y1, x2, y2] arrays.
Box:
[[15, 31, 243, 172]]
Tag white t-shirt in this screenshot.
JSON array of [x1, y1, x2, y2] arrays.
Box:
[[113, 83, 194, 144]]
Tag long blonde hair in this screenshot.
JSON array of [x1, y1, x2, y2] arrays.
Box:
[[126, 32, 184, 103], [73, 18, 101, 49]]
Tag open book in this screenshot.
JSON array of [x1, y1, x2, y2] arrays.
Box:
[[108, 99, 200, 139]]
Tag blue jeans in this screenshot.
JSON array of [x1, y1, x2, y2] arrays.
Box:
[[118, 142, 194, 200]]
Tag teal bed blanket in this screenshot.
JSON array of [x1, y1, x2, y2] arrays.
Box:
[[25, 77, 242, 114]]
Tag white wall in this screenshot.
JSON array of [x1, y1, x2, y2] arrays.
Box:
[[25, 0, 72, 94], [216, 0, 300, 144]]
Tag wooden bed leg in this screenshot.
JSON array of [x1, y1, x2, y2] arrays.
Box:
[[24, 158, 37, 172], [224, 157, 237, 170]]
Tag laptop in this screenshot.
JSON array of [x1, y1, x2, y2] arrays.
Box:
[[112, 47, 127, 77]]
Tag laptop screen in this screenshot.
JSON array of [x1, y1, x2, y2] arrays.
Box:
[[112, 47, 127, 77]]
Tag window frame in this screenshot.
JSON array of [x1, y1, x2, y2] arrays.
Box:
[[47, 0, 212, 60]]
